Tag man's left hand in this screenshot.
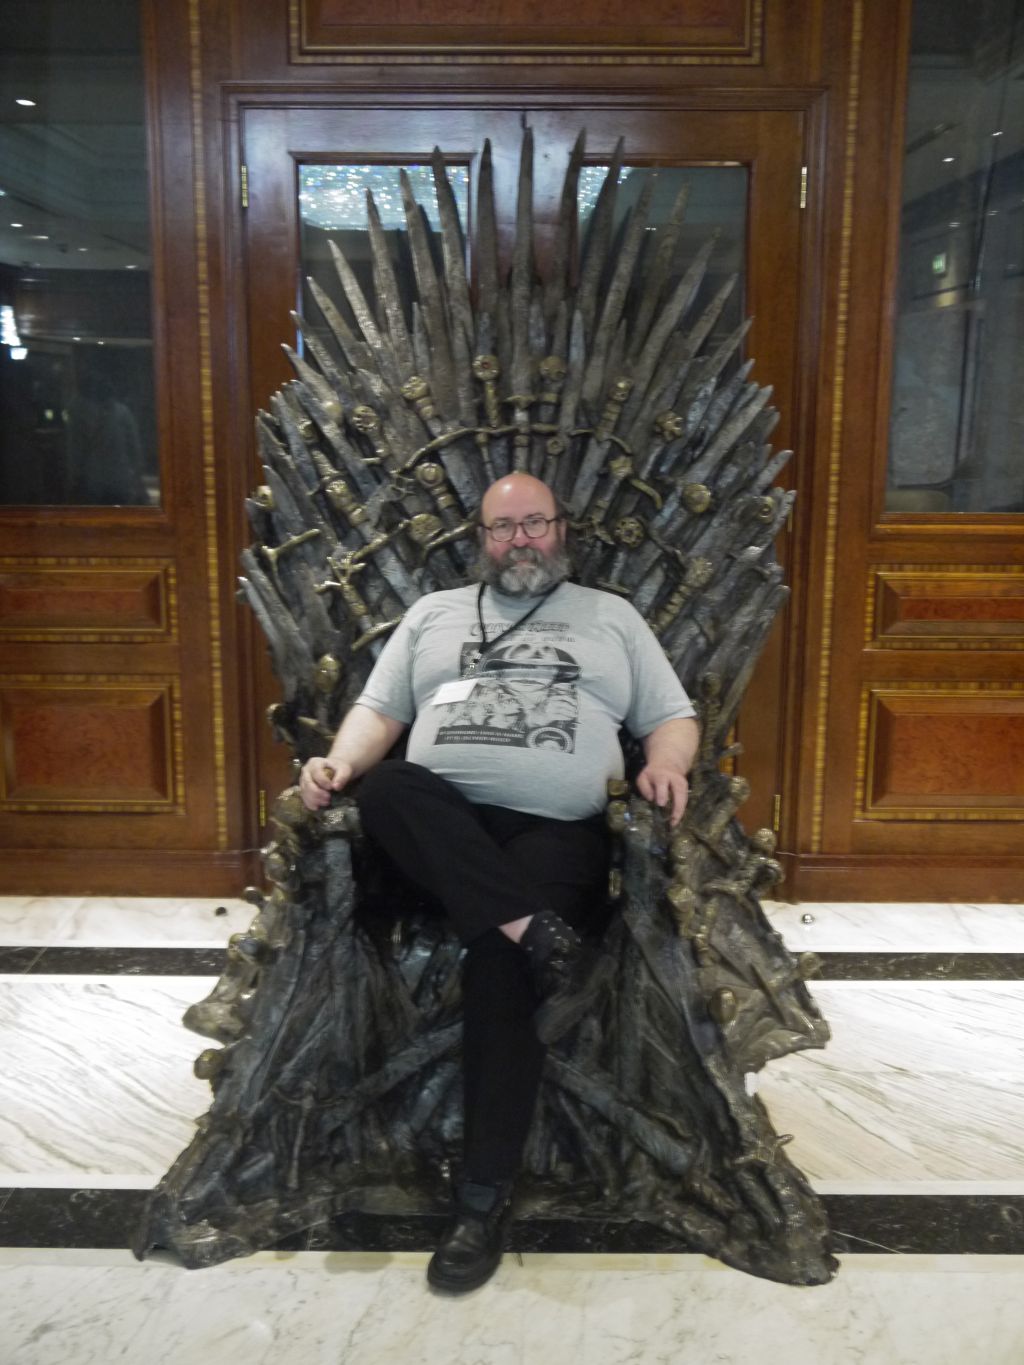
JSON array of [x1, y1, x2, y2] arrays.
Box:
[[635, 765, 689, 828]]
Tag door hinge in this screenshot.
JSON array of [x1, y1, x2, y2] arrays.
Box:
[[258, 787, 267, 827], [799, 165, 808, 210], [240, 163, 249, 210], [772, 793, 782, 833]]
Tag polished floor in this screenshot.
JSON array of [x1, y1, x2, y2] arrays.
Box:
[[2, 895, 1023, 1363]]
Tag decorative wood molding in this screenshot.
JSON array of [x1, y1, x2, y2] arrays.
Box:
[[865, 565, 1024, 649], [782, 852, 1024, 902], [289, 0, 764, 65], [856, 682, 1024, 822], [0, 674, 185, 814], [810, 0, 863, 854], [0, 558, 178, 644], [189, 0, 229, 848]]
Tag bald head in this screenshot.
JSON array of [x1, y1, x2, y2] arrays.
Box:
[[475, 473, 569, 598], [480, 473, 557, 525]]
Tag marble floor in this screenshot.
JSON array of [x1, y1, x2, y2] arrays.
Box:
[[2, 895, 1023, 1364]]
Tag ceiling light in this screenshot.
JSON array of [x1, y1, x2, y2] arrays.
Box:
[[992, 130, 1004, 137], [30, 234, 48, 240], [97, 340, 105, 346], [15, 98, 36, 107], [10, 222, 23, 228], [942, 156, 955, 163], [948, 221, 960, 227], [72, 336, 81, 341], [125, 263, 137, 270], [77, 246, 88, 252]]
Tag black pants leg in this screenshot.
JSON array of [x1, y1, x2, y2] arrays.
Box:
[[356, 760, 609, 1183]]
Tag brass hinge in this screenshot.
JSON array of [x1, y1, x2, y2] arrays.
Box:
[[258, 787, 267, 827], [799, 166, 808, 210], [240, 164, 249, 210], [772, 793, 782, 833]]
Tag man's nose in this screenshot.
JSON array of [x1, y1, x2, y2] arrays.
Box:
[[510, 522, 531, 545]]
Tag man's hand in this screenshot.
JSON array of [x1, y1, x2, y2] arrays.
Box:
[[635, 765, 689, 828], [296, 704, 408, 812], [299, 757, 354, 811], [637, 716, 700, 828]]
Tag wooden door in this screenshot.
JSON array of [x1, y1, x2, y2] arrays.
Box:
[[236, 102, 814, 837]]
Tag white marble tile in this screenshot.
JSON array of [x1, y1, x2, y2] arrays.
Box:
[[758, 982, 1024, 1184], [2, 975, 1022, 1191], [0, 896, 254, 948], [0, 977, 213, 1179], [2, 1250, 1024, 1365], [765, 901, 1024, 953]]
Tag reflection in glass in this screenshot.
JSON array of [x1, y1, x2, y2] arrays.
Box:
[[299, 165, 470, 361], [298, 161, 746, 380], [887, 0, 1024, 513], [0, 1, 158, 507], [581, 165, 747, 350]]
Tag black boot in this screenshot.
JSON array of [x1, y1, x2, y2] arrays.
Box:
[[519, 910, 599, 1045], [518, 909, 581, 999], [427, 1179, 515, 1293]]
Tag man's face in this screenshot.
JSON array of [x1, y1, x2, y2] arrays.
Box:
[[477, 480, 569, 597]]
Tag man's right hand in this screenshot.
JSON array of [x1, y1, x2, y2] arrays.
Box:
[[299, 757, 354, 811]]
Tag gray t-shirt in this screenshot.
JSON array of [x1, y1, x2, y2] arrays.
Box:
[[356, 581, 696, 820]]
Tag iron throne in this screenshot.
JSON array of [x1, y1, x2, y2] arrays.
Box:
[[135, 133, 836, 1285]]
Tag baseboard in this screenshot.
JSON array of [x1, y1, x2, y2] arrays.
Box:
[[779, 853, 1024, 903], [0, 848, 258, 898]]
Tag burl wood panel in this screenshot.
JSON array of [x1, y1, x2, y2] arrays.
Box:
[[0, 678, 181, 810], [0, 562, 174, 641], [871, 570, 1024, 646], [295, 0, 761, 60], [864, 688, 1024, 818]]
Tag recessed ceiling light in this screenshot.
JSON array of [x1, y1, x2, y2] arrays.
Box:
[[988, 209, 999, 216], [992, 130, 1004, 137], [125, 263, 137, 270], [77, 246, 88, 252], [30, 233, 49, 240], [15, 98, 36, 108], [10, 222, 23, 228], [942, 156, 955, 163], [949, 221, 960, 227], [97, 340, 105, 346], [72, 335, 81, 341]]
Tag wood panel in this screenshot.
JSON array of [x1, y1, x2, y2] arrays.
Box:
[[0, 559, 175, 641], [293, 0, 763, 63], [868, 566, 1024, 648], [859, 685, 1024, 818], [0, 675, 182, 811]]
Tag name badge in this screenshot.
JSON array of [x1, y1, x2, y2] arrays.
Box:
[[432, 679, 478, 705]]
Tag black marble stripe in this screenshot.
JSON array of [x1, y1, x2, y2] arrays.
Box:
[[0, 947, 227, 976], [1, 1188, 1022, 1257], [814, 953, 1024, 981], [1, 945, 1021, 980]]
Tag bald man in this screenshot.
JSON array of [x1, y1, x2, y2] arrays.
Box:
[[299, 474, 699, 1292]]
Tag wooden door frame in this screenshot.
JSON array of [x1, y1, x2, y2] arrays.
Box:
[[224, 86, 829, 859]]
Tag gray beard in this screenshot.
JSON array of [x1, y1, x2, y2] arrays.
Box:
[[473, 543, 572, 598]]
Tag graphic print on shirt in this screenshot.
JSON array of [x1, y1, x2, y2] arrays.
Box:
[[434, 623, 580, 752]]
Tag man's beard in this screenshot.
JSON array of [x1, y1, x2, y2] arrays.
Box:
[[474, 542, 572, 598]]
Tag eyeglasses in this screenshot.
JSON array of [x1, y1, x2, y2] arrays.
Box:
[[481, 514, 564, 542]]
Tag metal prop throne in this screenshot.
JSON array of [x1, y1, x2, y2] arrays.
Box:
[[135, 133, 836, 1286]]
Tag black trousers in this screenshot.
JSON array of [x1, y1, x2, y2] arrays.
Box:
[[356, 760, 609, 1183]]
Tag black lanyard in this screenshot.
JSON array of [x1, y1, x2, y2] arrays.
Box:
[[466, 582, 560, 675]]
